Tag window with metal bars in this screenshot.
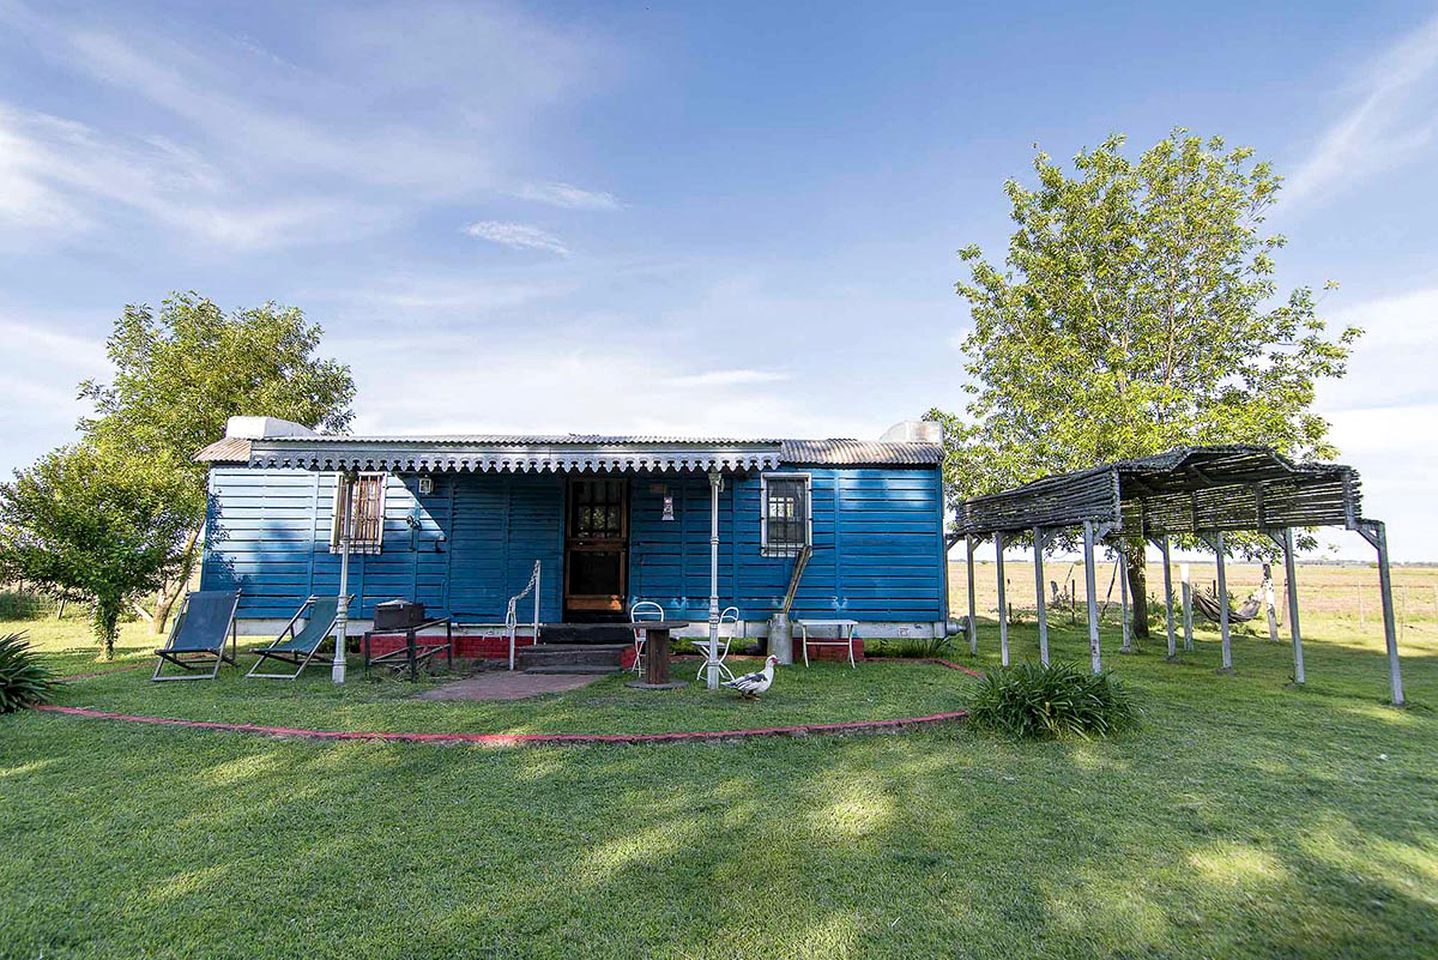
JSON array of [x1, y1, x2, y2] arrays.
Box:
[[330, 473, 385, 554], [761, 474, 810, 556]]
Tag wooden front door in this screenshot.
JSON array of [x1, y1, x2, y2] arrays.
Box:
[[564, 477, 629, 619]]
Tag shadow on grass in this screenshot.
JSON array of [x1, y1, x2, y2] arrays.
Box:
[[0, 615, 1434, 958]]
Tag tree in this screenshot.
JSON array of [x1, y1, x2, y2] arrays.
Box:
[[79, 293, 355, 632], [930, 130, 1360, 637], [0, 445, 195, 658]]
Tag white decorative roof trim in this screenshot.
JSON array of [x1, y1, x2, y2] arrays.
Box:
[[246, 442, 781, 473]]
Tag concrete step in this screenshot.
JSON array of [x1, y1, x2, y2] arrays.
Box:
[[517, 642, 629, 674], [524, 665, 625, 675], [541, 624, 635, 644]]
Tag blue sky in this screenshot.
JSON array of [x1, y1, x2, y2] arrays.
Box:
[[1, 1, 1436, 559]]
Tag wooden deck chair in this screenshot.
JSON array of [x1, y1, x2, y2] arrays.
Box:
[[152, 590, 240, 681], [246, 595, 347, 680]]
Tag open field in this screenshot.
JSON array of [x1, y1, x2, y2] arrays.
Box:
[[954, 560, 1438, 640], [2, 600, 1436, 959]]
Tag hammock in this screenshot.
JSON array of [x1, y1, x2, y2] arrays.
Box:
[[1192, 588, 1263, 624]]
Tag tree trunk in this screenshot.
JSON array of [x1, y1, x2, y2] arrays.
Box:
[[150, 525, 201, 634], [1127, 544, 1151, 639]]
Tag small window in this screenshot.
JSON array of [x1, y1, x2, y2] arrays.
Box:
[[331, 473, 385, 554], [761, 473, 811, 556]]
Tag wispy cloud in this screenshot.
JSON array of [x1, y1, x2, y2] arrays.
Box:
[[513, 181, 622, 210], [0, 105, 374, 248], [666, 369, 789, 387], [0, 1, 608, 248], [1287, 14, 1438, 204], [464, 220, 571, 256]]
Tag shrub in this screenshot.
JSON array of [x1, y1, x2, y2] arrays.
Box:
[[967, 660, 1139, 740], [0, 632, 59, 713]]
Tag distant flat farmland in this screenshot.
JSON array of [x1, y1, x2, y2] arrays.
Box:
[[949, 560, 1438, 638]]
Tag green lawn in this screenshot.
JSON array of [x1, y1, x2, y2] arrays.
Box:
[[2, 614, 1435, 959]]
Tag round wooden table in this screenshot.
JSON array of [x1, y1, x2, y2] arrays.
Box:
[[624, 619, 691, 690]]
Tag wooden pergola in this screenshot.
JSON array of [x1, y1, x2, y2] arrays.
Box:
[[954, 445, 1405, 705]]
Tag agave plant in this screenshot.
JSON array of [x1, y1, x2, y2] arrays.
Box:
[[0, 632, 59, 713], [967, 660, 1139, 740]]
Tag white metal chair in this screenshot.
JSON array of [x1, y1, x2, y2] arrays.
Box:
[[629, 600, 664, 675], [695, 606, 741, 682]]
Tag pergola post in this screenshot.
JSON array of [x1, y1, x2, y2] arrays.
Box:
[[1033, 526, 1049, 666], [1355, 520, 1405, 706], [332, 471, 355, 685], [1180, 563, 1194, 651], [965, 535, 977, 655], [1153, 536, 1176, 660], [1207, 531, 1233, 672], [1266, 528, 1305, 686], [1083, 520, 1101, 674], [1282, 528, 1305, 685], [995, 531, 1009, 667], [1118, 545, 1132, 654]]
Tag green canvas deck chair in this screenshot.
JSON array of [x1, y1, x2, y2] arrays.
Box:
[[152, 590, 240, 681], [246, 595, 347, 680]]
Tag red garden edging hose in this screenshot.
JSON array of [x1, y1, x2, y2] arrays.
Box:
[[31, 657, 982, 748]]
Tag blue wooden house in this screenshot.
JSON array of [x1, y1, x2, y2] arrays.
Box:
[[196, 417, 950, 646]]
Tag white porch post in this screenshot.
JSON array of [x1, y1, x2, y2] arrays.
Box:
[[706, 469, 722, 691], [332, 471, 354, 685]]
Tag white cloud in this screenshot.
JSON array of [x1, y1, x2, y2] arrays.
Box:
[[513, 181, 621, 210], [0, 105, 373, 249], [0, 1, 609, 247], [1316, 287, 1438, 413], [666, 369, 789, 387], [1287, 14, 1438, 204], [464, 220, 571, 256], [0, 313, 111, 469], [328, 332, 856, 442]]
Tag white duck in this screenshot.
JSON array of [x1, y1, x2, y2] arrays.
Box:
[[722, 655, 779, 699]]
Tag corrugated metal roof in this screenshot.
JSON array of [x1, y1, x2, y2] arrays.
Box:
[[194, 437, 252, 463], [780, 439, 944, 465], [199, 433, 945, 470]]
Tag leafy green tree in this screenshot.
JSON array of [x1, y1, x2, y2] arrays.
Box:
[[930, 130, 1360, 636], [80, 293, 355, 632], [0, 445, 195, 658]]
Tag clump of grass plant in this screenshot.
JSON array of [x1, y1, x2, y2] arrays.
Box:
[[0, 632, 59, 712], [968, 660, 1139, 740]]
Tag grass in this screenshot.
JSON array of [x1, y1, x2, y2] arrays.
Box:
[[2, 599, 1436, 958]]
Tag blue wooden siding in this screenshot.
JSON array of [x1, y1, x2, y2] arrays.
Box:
[[628, 467, 946, 622], [202, 464, 944, 624], [202, 469, 563, 621]]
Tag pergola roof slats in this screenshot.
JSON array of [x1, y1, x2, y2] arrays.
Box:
[[956, 445, 1361, 537]]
